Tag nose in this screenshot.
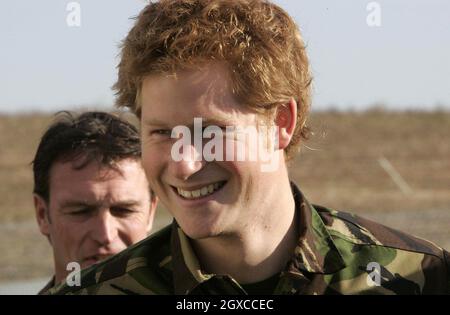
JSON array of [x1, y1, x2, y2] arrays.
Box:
[[90, 210, 118, 246], [169, 142, 205, 181]]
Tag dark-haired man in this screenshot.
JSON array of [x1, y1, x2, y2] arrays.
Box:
[[33, 111, 157, 294]]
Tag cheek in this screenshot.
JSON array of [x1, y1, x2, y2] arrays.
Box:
[[118, 218, 150, 243], [142, 145, 166, 176], [220, 133, 264, 163], [50, 219, 85, 253], [141, 154, 158, 183], [223, 160, 264, 202], [220, 159, 254, 179]]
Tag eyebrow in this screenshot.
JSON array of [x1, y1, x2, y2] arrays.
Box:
[[143, 117, 237, 128], [201, 117, 236, 126], [142, 118, 171, 127], [59, 200, 141, 210]]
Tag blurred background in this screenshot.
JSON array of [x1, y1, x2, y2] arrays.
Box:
[[0, 0, 449, 293]]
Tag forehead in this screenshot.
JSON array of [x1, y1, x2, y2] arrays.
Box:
[[143, 62, 233, 100], [48, 158, 149, 202], [140, 62, 258, 123]]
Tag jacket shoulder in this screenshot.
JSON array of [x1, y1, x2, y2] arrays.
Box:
[[315, 205, 444, 257], [315, 205, 450, 294]]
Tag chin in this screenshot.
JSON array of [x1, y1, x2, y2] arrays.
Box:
[[80, 259, 98, 269], [180, 219, 224, 241], [173, 207, 224, 238]]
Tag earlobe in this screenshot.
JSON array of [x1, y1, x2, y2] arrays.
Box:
[[33, 194, 51, 238], [275, 98, 297, 150]]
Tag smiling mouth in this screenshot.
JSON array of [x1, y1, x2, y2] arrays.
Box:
[[174, 181, 227, 200]]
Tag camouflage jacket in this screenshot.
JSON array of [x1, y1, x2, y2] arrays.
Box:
[[38, 277, 55, 295], [47, 183, 450, 295]]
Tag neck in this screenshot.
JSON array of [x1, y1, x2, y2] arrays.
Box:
[[54, 257, 69, 285], [54, 267, 65, 285], [192, 177, 298, 284]]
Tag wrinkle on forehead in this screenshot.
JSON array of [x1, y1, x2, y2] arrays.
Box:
[[49, 159, 149, 209]]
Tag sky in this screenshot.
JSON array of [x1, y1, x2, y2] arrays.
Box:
[[1, 0, 449, 113]]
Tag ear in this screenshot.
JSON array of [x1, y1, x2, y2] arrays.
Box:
[[146, 194, 158, 234], [275, 98, 297, 150], [33, 194, 51, 241]]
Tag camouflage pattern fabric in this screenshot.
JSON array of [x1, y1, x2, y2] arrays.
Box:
[[46, 183, 450, 295], [38, 277, 55, 295]]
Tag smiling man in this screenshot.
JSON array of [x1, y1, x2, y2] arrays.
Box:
[[49, 0, 449, 295], [33, 112, 157, 294]]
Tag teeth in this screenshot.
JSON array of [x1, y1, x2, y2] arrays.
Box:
[[182, 190, 192, 198], [176, 182, 224, 199]]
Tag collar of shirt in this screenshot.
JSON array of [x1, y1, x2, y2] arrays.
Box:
[[169, 182, 346, 295]]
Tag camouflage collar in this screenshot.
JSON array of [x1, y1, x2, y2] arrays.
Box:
[[171, 224, 215, 294], [170, 182, 346, 294], [286, 183, 346, 275]]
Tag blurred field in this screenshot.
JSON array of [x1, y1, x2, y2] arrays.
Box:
[[0, 110, 449, 283]]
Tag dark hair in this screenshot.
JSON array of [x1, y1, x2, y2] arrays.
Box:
[[32, 111, 141, 202]]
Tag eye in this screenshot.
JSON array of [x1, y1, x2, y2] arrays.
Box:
[[68, 208, 93, 216], [149, 129, 171, 137], [202, 125, 228, 136], [111, 207, 136, 218]]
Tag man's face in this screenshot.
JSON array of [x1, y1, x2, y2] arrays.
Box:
[[140, 62, 282, 240], [35, 158, 156, 282]]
